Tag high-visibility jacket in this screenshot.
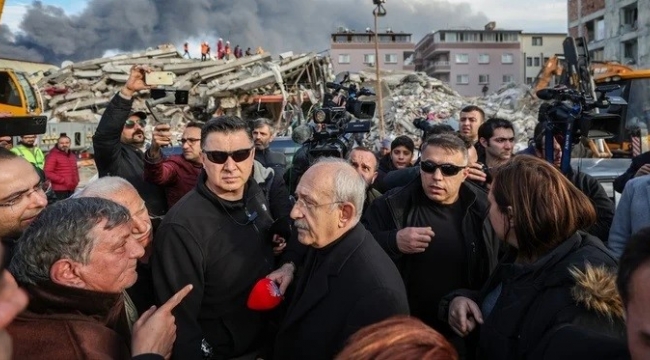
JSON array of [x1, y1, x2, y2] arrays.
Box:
[[11, 144, 45, 169]]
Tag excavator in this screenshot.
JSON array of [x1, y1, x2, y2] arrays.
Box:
[[0, 0, 47, 136], [532, 50, 650, 157]]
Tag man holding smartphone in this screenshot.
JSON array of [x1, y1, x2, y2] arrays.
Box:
[[92, 65, 168, 217]]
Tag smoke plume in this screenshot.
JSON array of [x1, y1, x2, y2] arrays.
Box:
[[0, 0, 489, 65]]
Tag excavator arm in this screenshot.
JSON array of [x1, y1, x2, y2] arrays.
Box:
[[532, 55, 564, 95]]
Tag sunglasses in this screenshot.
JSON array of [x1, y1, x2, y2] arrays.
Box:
[[420, 160, 467, 176], [203, 147, 253, 164], [124, 119, 147, 129]]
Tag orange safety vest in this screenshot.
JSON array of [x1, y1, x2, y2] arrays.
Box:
[[201, 43, 208, 54]]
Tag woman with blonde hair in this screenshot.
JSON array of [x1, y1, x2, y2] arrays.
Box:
[[443, 155, 628, 359]]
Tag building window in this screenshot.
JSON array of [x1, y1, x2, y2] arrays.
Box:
[[622, 39, 638, 64], [456, 74, 469, 84], [543, 57, 549, 64], [534, 57, 541, 67], [479, 74, 490, 84], [363, 54, 375, 64], [620, 3, 638, 31], [532, 36, 543, 46], [587, 17, 606, 42], [503, 74, 515, 83], [502, 53, 514, 64], [478, 54, 490, 64], [455, 53, 469, 64], [590, 49, 604, 61], [384, 54, 398, 64], [526, 57, 533, 67], [338, 54, 350, 64], [526, 77, 534, 84]]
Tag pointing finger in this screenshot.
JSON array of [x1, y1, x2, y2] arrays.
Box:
[[160, 284, 193, 312]]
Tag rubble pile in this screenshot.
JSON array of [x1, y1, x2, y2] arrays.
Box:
[[38, 44, 333, 135], [37, 45, 541, 151], [360, 70, 542, 149]]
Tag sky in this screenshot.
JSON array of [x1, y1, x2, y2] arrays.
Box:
[[1, 0, 569, 64]]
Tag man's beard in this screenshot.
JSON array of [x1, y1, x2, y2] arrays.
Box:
[[20, 142, 34, 148], [126, 131, 146, 146], [254, 141, 268, 150]]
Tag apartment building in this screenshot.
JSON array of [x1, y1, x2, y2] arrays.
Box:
[[521, 33, 566, 85], [329, 27, 416, 74], [414, 23, 522, 97], [568, 0, 649, 67]]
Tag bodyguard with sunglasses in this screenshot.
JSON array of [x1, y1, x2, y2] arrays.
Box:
[[92, 65, 168, 218], [152, 116, 300, 360], [362, 133, 498, 357]]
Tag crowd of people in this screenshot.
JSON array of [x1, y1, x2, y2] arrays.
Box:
[[0, 64, 649, 360], [182, 38, 264, 61]]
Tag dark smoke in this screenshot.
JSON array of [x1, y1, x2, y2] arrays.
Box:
[[0, 0, 489, 65]]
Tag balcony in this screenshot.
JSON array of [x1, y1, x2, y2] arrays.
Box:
[[424, 61, 451, 74]]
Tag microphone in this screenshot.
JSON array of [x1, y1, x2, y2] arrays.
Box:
[[291, 124, 313, 145], [536, 88, 560, 101]]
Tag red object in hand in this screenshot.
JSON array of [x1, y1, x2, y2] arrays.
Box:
[[247, 278, 283, 311]]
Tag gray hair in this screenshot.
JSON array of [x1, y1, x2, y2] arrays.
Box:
[[9, 197, 131, 285], [250, 117, 274, 132], [312, 157, 366, 220], [75, 176, 136, 199]]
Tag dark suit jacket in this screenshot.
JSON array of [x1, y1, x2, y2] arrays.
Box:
[[274, 223, 409, 360]]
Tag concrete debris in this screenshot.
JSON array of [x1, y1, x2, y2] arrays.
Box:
[[38, 44, 334, 138], [358, 69, 542, 152], [38, 44, 542, 154]]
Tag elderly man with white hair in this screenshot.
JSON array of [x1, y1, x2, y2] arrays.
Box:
[[76, 176, 157, 315], [274, 157, 409, 360]]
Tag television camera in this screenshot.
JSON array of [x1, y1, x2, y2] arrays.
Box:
[[285, 73, 377, 193], [536, 84, 624, 174], [303, 73, 376, 160]]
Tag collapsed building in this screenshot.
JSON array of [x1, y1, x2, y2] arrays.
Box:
[[36, 44, 541, 154]]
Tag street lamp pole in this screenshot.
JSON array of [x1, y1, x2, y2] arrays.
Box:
[[373, 0, 387, 139]]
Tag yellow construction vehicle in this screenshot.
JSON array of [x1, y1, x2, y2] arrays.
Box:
[[0, 68, 43, 115], [0, 0, 48, 136], [533, 55, 650, 157]]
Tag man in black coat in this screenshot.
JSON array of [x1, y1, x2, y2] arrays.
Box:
[[152, 116, 302, 360], [274, 158, 409, 360], [362, 134, 499, 357], [93, 65, 167, 217]]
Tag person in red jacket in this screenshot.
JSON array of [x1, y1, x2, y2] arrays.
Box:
[[44, 135, 79, 201], [144, 122, 203, 208]]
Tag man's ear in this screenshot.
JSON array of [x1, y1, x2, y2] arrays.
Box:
[[371, 172, 378, 184], [50, 259, 85, 289], [338, 203, 356, 228], [479, 137, 488, 148]]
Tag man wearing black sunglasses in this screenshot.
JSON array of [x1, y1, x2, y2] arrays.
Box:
[[152, 115, 301, 360], [362, 133, 498, 357], [93, 65, 168, 218]]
